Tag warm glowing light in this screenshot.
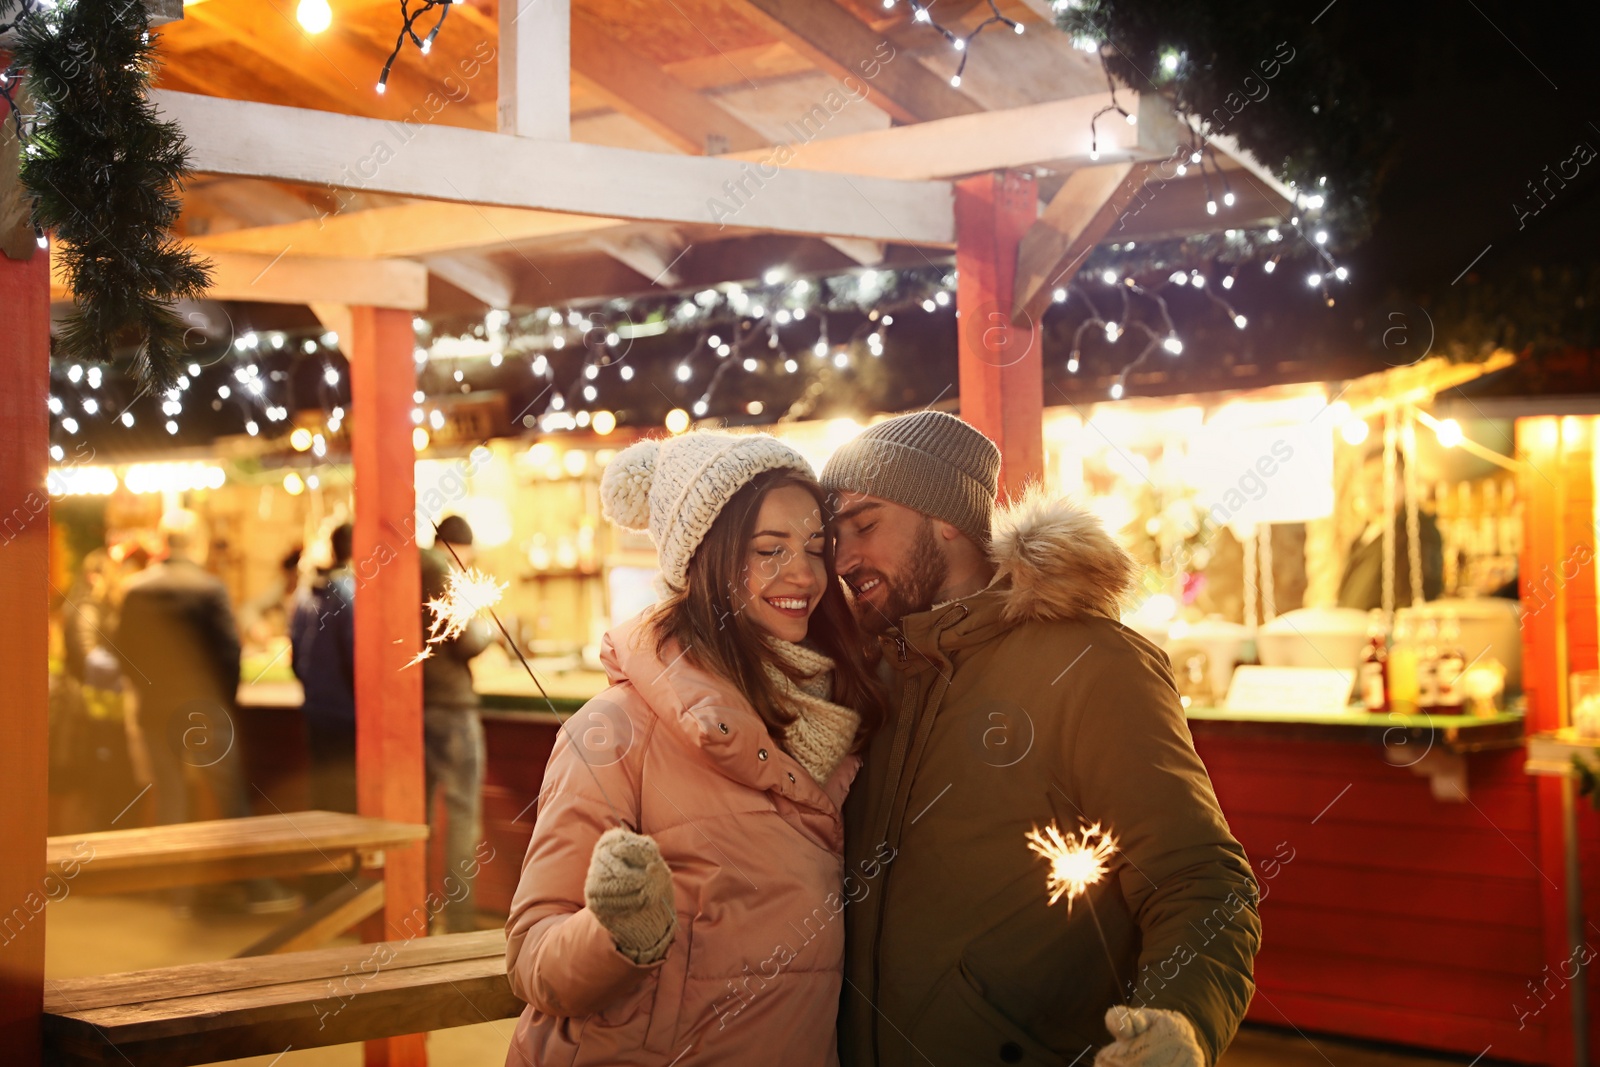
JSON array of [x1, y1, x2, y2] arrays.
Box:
[[1025, 820, 1118, 910], [283, 472, 306, 496], [123, 462, 226, 494], [425, 568, 506, 644], [665, 408, 691, 434], [296, 0, 332, 33], [1341, 418, 1370, 446], [289, 427, 313, 451], [1434, 418, 1464, 449], [413, 427, 430, 451], [592, 410, 617, 435]]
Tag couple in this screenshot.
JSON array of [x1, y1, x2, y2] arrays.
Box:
[[505, 412, 1260, 1066]]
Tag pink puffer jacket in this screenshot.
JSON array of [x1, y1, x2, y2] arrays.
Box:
[[505, 614, 867, 1067]]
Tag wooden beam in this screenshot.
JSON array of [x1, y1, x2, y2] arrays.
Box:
[[568, 9, 766, 155], [181, 1, 495, 129], [194, 202, 622, 259], [1012, 161, 1139, 323], [725, 92, 1140, 179], [155, 90, 956, 245], [591, 232, 686, 287], [309, 303, 354, 347], [957, 170, 1041, 500], [740, 0, 983, 124], [348, 305, 426, 1066], [48, 249, 426, 309], [0, 237, 49, 1067], [824, 237, 887, 265], [236, 878, 387, 956], [423, 253, 516, 308], [498, 0, 569, 139]]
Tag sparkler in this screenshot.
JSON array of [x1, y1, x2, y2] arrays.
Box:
[[424, 567, 506, 643], [1026, 817, 1129, 1005], [1025, 819, 1117, 911], [413, 523, 630, 829]]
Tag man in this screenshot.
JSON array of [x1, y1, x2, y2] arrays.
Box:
[[115, 510, 297, 912], [1337, 448, 1443, 610], [822, 411, 1259, 1067], [422, 515, 495, 932], [290, 523, 357, 813]]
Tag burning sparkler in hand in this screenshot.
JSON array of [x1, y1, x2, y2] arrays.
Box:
[[1025, 819, 1118, 911], [403, 567, 506, 669]]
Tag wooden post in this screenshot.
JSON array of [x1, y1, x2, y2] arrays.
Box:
[[0, 229, 50, 1067], [498, 0, 570, 140], [956, 170, 1042, 500], [347, 306, 427, 1067], [1517, 415, 1599, 1066]]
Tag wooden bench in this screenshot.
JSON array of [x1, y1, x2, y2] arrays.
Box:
[[43, 930, 522, 1066], [48, 811, 429, 956]]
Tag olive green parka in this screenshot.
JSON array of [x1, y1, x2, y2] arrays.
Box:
[[839, 494, 1260, 1067]]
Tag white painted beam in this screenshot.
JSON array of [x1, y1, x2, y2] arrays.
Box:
[[499, 0, 571, 140], [155, 90, 955, 246], [422, 253, 517, 308], [592, 233, 687, 287], [50, 248, 428, 308], [824, 237, 887, 265]]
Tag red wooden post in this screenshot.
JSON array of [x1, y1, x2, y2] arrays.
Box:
[[1517, 415, 1592, 1066], [347, 306, 428, 1067], [955, 169, 1042, 501], [0, 228, 51, 1063]]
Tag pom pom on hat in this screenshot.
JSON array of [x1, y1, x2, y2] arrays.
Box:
[[600, 439, 659, 531], [599, 431, 813, 592]]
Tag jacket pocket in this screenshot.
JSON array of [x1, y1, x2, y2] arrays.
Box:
[[908, 961, 1065, 1065], [642, 915, 693, 1054]]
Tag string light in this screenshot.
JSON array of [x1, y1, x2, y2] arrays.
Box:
[[893, 0, 1022, 85], [378, 0, 452, 94]]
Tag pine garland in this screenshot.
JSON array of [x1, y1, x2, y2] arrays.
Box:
[[9, 0, 211, 389]]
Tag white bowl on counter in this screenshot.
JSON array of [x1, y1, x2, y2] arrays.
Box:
[[1166, 617, 1256, 702], [1256, 607, 1372, 673]]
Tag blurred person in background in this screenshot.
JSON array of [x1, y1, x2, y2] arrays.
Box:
[[291, 523, 357, 813], [421, 514, 494, 932], [114, 510, 299, 914], [57, 548, 139, 831], [240, 544, 304, 646], [1337, 449, 1443, 610]]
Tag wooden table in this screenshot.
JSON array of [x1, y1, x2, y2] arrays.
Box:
[[47, 811, 429, 956], [44, 929, 520, 1066]]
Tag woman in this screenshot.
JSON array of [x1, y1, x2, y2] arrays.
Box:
[[506, 431, 886, 1066]]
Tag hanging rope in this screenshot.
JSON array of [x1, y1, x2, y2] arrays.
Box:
[[1242, 525, 1258, 630], [1258, 524, 1276, 621], [1381, 409, 1398, 621], [1402, 411, 1425, 608]]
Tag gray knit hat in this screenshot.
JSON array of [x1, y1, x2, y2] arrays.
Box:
[[820, 411, 1000, 547]]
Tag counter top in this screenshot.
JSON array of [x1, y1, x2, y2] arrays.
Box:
[[1185, 704, 1525, 751]]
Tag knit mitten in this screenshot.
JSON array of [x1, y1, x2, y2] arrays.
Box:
[[1094, 1007, 1206, 1067], [584, 828, 677, 964]]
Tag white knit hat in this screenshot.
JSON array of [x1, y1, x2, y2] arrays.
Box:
[[600, 431, 814, 591]]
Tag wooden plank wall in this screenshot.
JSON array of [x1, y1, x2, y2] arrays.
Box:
[[1193, 735, 1548, 1062]]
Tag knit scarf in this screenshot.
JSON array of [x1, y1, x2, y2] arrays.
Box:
[[762, 639, 861, 786]]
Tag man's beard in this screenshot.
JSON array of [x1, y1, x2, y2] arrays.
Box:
[[851, 519, 949, 637]]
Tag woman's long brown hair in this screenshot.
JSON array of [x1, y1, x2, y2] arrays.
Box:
[[650, 468, 886, 750]]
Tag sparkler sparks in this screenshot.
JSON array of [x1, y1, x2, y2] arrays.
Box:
[[1025, 820, 1118, 909], [425, 567, 507, 643], [404, 567, 506, 669]]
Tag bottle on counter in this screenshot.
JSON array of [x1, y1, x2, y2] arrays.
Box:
[[1435, 612, 1466, 714], [1388, 614, 1420, 714], [1415, 616, 1442, 713], [1359, 609, 1390, 713]]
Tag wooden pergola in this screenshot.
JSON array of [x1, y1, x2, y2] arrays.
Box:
[[1, 2, 1290, 1062]]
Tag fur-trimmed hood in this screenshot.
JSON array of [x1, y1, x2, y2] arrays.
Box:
[[988, 490, 1138, 623]]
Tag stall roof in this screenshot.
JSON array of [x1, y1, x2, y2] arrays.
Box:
[[45, 0, 1293, 317]]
